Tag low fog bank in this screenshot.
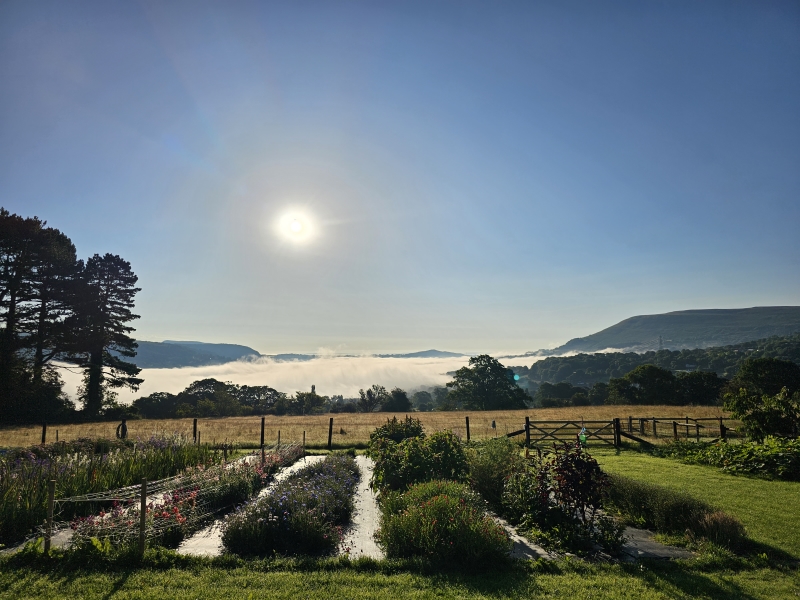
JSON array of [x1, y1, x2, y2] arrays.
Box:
[[58, 355, 480, 404]]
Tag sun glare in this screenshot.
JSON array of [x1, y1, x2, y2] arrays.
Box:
[[275, 210, 315, 244]]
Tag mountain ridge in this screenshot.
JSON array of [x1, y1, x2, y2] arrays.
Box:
[[529, 306, 800, 356]]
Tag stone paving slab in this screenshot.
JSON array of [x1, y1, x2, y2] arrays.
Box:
[[620, 527, 694, 561]]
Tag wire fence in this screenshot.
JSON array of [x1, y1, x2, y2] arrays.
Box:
[[41, 443, 304, 552]]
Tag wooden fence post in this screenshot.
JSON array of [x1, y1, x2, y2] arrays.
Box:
[[139, 478, 147, 557], [652, 418, 658, 438], [720, 421, 727, 441], [328, 417, 334, 451], [260, 417, 265, 448], [673, 421, 678, 440], [465, 416, 470, 442], [613, 418, 621, 447], [277, 430, 281, 446], [41, 423, 47, 445], [56, 430, 59, 443], [193, 418, 197, 443], [628, 416, 633, 432], [639, 418, 645, 435], [44, 480, 55, 555], [303, 431, 306, 458], [524, 416, 530, 448]]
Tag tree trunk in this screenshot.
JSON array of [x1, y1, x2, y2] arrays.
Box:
[[85, 349, 104, 415]]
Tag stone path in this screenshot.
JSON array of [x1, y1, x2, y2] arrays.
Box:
[[620, 527, 694, 561], [339, 455, 383, 559], [177, 455, 324, 557]]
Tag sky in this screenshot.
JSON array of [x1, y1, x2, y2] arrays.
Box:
[[1, 0, 799, 355]]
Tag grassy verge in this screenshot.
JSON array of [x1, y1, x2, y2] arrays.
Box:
[[0, 552, 797, 599], [590, 445, 800, 559]]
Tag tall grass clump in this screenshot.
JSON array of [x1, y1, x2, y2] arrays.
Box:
[[375, 480, 511, 568], [0, 436, 218, 546], [221, 455, 360, 557], [605, 473, 746, 549]]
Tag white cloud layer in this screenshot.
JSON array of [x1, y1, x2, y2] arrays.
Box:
[[58, 355, 485, 404]]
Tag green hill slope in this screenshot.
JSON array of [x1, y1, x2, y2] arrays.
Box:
[[542, 307, 800, 354]]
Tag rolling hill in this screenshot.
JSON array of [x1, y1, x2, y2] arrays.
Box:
[[531, 307, 800, 355]]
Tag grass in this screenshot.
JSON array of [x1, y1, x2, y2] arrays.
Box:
[[591, 445, 800, 559], [0, 405, 731, 449], [0, 553, 798, 599]]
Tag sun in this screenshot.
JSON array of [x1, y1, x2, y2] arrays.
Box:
[[275, 210, 315, 244]]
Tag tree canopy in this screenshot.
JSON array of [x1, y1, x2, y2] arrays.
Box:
[[445, 355, 529, 410], [0, 208, 143, 423]]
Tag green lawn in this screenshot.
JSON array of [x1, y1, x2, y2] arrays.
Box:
[[0, 558, 798, 600], [591, 445, 800, 559]]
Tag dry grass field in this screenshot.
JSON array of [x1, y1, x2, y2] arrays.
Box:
[[0, 405, 731, 449]]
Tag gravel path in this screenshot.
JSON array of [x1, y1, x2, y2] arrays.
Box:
[[340, 455, 383, 559]]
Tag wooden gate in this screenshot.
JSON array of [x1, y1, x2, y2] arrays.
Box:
[[507, 419, 619, 447]]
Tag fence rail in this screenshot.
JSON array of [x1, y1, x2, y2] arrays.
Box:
[[507, 418, 621, 447]]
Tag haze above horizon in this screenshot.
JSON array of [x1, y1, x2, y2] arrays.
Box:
[[2, 1, 798, 354]]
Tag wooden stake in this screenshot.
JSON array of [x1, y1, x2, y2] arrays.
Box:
[[260, 416, 265, 448], [41, 423, 47, 445], [139, 478, 147, 556], [328, 417, 333, 451], [465, 416, 470, 441], [524, 416, 530, 448], [44, 480, 55, 555]]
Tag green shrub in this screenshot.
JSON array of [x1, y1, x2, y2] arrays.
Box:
[[368, 416, 424, 446], [501, 443, 624, 554], [466, 437, 524, 508], [370, 430, 469, 491], [604, 473, 745, 549], [375, 480, 510, 568], [653, 437, 800, 481]]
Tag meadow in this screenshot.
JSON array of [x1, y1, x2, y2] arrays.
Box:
[[0, 405, 731, 449]]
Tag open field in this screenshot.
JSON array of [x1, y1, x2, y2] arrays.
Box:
[[592, 446, 800, 559], [0, 406, 731, 449]]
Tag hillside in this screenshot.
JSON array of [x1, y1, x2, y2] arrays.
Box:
[[511, 333, 800, 387], [130, 341, 261, 369], [532, 307, 800, 355]]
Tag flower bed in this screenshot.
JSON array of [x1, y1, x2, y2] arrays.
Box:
[[0, 436, 218, 545], [69, 445, 303, 550], [221, 455, 359, 556]]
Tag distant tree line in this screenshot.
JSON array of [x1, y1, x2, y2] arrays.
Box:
[[0, 208, 142, 424], [530, 357, 800, 408], [515, 333, 800, 388]]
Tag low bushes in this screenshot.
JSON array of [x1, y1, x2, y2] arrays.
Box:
[[222, 455, 359, 557], [466, 437, 524, 508], [370, 430, 469, 491], [652, 438, 800, 481], [369, 416, 424, 445], [605, 473, 745, 549], [501, 443, 625, 554], [375, 480, 511, 568]]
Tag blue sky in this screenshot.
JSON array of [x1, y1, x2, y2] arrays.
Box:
[[1, 0, 798, 354]]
